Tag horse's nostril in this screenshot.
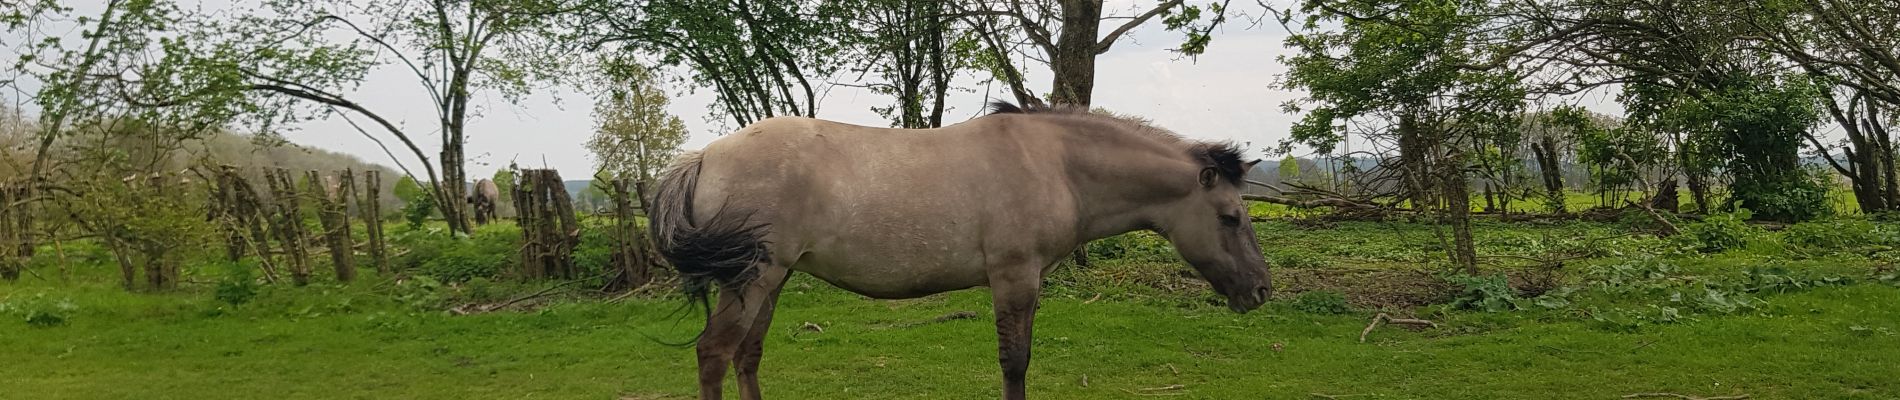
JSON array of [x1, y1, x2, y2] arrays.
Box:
[[1255, 286, 1272, 302]]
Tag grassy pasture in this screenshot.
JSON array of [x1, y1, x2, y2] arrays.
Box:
[[5, 215, 1900, 399]]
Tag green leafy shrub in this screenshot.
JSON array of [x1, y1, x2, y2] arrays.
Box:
[[573, 219, 618, 277], [1087, 232, 1177, 263], [393, 223, 519, 282], [1441, 273, 1518, 312], [1289, 291, 1350, 314], [214, 262, 259, 306], [1781, 219, 1879, 251], [393, 276, 448, 309], [1681, 208, 1757, 253], [1734, 266, 1851, 294], [421, 245, 509, 283], [1729, 168, 1833, 223], [1583, 258, 1681, 293], [393, 176, 437, 229]]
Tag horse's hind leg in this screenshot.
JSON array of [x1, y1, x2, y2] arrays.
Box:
[[734, 266, 791, 400], [697, 264, 791, 400]]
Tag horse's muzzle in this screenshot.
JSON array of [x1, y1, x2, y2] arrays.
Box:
[[1226, 286, 1272, 314]]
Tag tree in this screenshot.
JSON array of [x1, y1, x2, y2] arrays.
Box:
[[1473, 0, 1838, 220], [394, 176, 437, 229], [1277, 155, 1301, 185], [1279, 0, 1527, 272], [587, 63, 688, 187], [1742, 0, 1900, 214], [274, 0, 580, 236], [846, 0, 978, 128], [581, 0, 853, 128], [31, 0, 580, 236], [966, 0, 1232, 107]]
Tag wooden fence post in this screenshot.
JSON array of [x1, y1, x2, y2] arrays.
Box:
[[361, 170, 388, 275], [0, 182, 19, 281], [220, 166, 279, 283], [512, 169, 579, 280], [604, 178, 656, 291], [546, 170, 579, 279], [308, 170, 355, 282], [267, 168, 310, 286], [514, 169, 539, 279]]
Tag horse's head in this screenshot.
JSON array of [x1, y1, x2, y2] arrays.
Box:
[[1153, 145, 1272, 314]]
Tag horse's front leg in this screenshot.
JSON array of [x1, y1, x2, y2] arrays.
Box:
[[990, 269, 1043, 400]]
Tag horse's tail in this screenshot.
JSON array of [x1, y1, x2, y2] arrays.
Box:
[[648, 151, 772, 336]]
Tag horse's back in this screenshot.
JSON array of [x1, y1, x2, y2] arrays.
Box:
[[692, 116, 1077, 298]]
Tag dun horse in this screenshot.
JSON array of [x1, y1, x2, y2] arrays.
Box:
[[649, 103, 1273, 400], [469, 178, 499, 225]]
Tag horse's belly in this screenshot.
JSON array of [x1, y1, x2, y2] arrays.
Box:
[[792, 243, 989, 299]]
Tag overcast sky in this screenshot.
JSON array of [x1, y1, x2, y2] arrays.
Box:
[[14, 1, 1650, 180], [278, 2, 1334, 179]]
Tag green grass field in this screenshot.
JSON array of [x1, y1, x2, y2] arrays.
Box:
[[5, 217, 1900, 399]]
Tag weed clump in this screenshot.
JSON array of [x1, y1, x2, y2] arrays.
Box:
[[1290, 290, 1350, 314], [1, 294, 77, 327]]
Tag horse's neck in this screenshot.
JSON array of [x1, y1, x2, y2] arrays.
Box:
[[1061, 133, 1195, 242]]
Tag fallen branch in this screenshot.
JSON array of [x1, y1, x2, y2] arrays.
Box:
[[1122, 384, 1187, 396], [892, 311, 980, 329], [1243, 194, 1380, 209], [449, 279, 584, 315], [1625, 200, 1680, 237], [1359, 313, 1438, 342], [1621, 393, 1749, 400]]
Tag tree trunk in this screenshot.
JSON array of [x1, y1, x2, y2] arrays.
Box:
[[1685, 170, 1711, 214], [1651, 178, 1680, 212], [1443, 163, 1477, 274], [1532, 137, 1565, 214], [1048, 0, 1102, 106], [105, 235, 138, 291], [440, 153, 470, 235], [1398, 114, 1433, 208], [144, 175, 178, 291]]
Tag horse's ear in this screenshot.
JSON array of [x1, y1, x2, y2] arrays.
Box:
[[1199, 167, 1219, 188], [1244, 159, 1261, 170]]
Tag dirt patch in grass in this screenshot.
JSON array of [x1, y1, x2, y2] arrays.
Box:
[[1052, 261, 1459, 310], [1273, 268, 1455, 309]]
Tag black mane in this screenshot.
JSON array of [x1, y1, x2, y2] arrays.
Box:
[[1192, 142, 1248, 185], [989, 101, 1250, 185]]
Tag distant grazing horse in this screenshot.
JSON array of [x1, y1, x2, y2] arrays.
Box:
[[649, 102, 1273, 400], [469, 178, 499, 225]]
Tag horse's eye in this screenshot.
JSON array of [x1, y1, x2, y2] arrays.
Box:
[[1219, 214, 1241, 227]]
